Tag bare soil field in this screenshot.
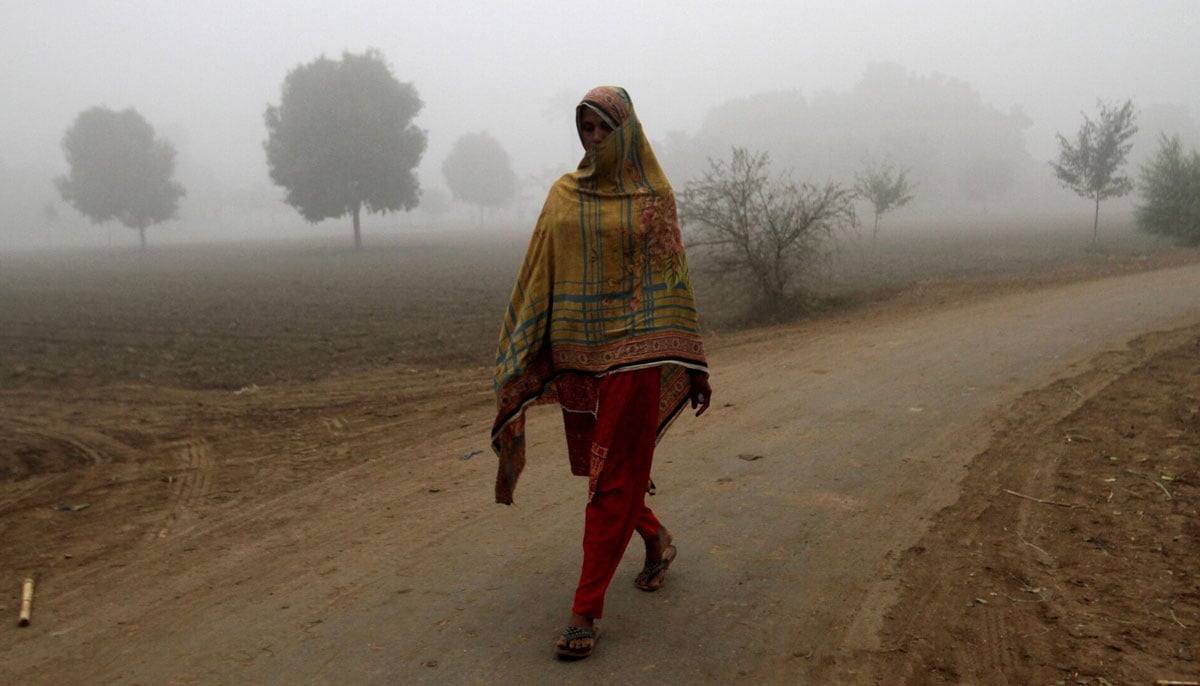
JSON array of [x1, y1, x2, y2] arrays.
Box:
[[1, 226, 1198, 684], [0, 235, 524, 392]]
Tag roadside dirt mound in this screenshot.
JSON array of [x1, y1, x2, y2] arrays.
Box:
[[847, 325, 1200, 684]]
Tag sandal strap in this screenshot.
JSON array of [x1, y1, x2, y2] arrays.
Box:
[[641, 560, 667, 577], [562, 625, 595, 641]]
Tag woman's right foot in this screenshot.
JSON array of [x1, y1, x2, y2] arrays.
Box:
[[555, 613, 598, 659]]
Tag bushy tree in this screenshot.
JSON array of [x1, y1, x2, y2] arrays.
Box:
[[441, 131, 517, 226], [264, 49, 426, 249], [680, 148, 856, 316], [55, 106, 185, 249], [1135, 134, 1200, 245], [1050, 99, 1138, 244], [854, 160, 914, 246]]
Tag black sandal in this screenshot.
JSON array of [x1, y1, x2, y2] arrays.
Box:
[[555, 625, 598, 660], [635, 544, 677, 592]]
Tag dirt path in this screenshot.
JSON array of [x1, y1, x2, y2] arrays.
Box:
[[3, 263, 1199, 684]]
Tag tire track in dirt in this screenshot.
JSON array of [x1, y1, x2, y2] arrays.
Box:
[[1, 416, 111, 473], [154, 437, 214, 540], [953, 362, 1140, 680]]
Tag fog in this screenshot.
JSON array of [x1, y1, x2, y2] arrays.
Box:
[[2, 0, 1198, 249]]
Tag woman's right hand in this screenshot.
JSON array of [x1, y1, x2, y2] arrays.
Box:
[[688, 371, 712, 417]]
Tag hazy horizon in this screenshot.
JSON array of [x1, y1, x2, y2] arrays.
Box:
[[3, 0, 1198, 247]]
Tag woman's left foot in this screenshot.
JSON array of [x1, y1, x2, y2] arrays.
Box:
[[635, 529, 677, 592]]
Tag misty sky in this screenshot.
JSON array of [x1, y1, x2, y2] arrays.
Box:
[[4, 0, 1198, 192]]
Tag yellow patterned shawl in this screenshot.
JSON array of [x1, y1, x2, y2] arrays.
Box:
[[491, 86, 707, 504]]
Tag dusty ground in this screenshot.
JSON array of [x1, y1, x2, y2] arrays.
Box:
[[1, 230, 1198, 684], [847, 326, 1200, 684]]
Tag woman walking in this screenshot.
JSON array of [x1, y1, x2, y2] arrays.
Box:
[[491, 86, 711, 660]]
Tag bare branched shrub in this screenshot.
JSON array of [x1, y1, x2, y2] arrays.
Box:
[[680, 147, 856, 319]]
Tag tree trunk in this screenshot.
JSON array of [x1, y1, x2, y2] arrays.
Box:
[[1092, 195, 1101, 245], [352, 203, 362, 250]]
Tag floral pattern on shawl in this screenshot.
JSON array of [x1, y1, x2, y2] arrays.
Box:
[[616, 169, 691, 312]]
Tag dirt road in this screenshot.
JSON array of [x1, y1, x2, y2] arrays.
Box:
[[3, 262, 1199, 684]]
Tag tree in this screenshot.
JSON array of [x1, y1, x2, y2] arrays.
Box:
[[55, 106, 185, 249], [1050, 99, 1138, 245], [441, 131, 517, 226], [854, 160, 914, 246], [264, 49, 426, 249], [679, 148, 856, 316], [1135, 134, 1200, 245]]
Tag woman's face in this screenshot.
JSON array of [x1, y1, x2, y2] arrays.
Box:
[[579, 107, 614, 152]]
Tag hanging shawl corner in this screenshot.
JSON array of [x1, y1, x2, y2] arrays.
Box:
[[491, 413, 526, 505]]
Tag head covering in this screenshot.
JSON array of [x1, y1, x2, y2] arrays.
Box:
[[490, 86, 707, 504], [576, 85, 632, 143]]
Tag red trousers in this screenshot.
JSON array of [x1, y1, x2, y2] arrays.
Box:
[[571, 367, 664, 619]]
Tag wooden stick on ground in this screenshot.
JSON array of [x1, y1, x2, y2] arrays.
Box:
[[18, 576, 34, 627], [1003, 488, 1074, 508]]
